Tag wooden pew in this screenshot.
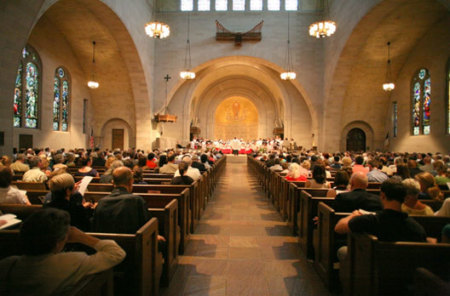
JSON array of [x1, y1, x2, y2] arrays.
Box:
[[343, 233, 450, 296], [313, 202, 348, 291], [315, 206, 450, 294], [297, 190, 335, 259], [75, 176, 172, 184], [413, 268, 450, 296], [12, 181, 47, 190], [85, 190, 190, 255], [66, 268, 114, 296], [0, 204, 42, 220], [0, 218, 162, 296]]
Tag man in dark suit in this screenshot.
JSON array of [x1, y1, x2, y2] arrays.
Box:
[[334, 172, 382, 212]]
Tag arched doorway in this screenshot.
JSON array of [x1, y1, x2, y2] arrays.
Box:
[[214, 97, 258, 141], [346, 128, 366, 151]]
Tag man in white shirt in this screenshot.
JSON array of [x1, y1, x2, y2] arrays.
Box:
[[22, 156, 47, 183], [174, 155, 201, 181]]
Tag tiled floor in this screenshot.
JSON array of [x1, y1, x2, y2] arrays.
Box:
[[161, 156, 331, 296]]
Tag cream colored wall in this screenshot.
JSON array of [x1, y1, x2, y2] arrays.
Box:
[[11, 16, 93, 150], [387, 17, 450, 153]]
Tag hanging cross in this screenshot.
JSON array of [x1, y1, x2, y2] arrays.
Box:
[[164, 74, 171, 82]]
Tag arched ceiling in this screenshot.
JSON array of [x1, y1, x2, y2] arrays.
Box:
[[33, 0, 139, 130], [323, 0, 449, 149]]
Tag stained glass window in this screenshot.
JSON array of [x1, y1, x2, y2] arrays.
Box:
[[181, 0, 194, 11], [233, 0, 245, 11], [250, 0, 262, 10], [13, 45, 41, 129], [215, 0, 228, 11], [285, 0, 298, 10], [268, 0, 280, 10], [53, 67, 70, 131], [198, 0, 210, 11], [411, 68, 431, 135]]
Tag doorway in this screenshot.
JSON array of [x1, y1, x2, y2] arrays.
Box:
[[112, 129, 124, 150], [19, 134, 33, 150], [346, 128, 366, 152]]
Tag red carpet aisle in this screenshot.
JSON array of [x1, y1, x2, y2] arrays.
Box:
[[161, 156, 331, 296]]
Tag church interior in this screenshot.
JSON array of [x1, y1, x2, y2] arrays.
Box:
[[0, 0, 449, 155], [0, 1, 450, 295]]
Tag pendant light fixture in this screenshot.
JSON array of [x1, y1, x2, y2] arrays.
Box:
[[180, 13, 195, 80], [87, 41, 99, 89], [309, 0, 336, 38], [280, 13, 296, 80], [382, 41, 395, 91], [145, 0, 170, 39]]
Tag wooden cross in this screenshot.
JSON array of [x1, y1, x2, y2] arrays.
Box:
[[164, 74, 171, 82]]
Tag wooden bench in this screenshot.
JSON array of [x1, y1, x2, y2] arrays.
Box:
[[0, 218, 162, 296], [315, 205, 450, 293], [12, 181, 47, 190], [342, 233, 450, 296], [85, 190, 190, 255], [297, 190, 335, 259], [66, 268, 114, 296], [313, 202, 348, 291]]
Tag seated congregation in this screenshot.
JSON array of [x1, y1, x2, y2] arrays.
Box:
[[248, 149, 450, 295], [0, 146, 226, 295], [0, 145, 449, 295]]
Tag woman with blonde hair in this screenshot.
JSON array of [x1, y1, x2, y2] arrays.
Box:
[[401, 178, 434, 216], [285, 163, 308, 181], [415, 171, 443, 200]]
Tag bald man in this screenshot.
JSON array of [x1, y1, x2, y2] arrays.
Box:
[[93, 167, 150, 234], [333, 172, 382, 213]]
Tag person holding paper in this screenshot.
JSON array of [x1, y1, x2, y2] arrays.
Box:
[[44, 173, 93, 231]]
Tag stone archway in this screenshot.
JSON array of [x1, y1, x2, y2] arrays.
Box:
[[214, 97, 258, 141], [341, 121, 374, 152]]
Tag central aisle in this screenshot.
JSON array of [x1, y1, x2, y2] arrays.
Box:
[[162, 156, 331, 296]]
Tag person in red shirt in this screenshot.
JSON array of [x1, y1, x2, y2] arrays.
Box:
[[146, 152, 158, 169]]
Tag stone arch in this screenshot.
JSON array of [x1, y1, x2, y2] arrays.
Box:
[[323, 0, 448, 151], [100, 118, 134, 150], [341, 121, 374, 152], [0, 0, 153, 154], [162, 56, 316, 146]]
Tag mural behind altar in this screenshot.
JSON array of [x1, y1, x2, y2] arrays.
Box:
[[214, 97, 258, 141]]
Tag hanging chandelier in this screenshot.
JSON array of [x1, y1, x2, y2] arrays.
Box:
[[180, 13, 195, 79], [383, 41, 395, 92], [280, 13, 296, 80], [145, 0, 170, 39], [87, 41, 99, 89], [145, 21, 170, 39], [309, 0, 336, 38]]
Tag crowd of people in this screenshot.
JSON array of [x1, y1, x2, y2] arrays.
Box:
[[0, 142, 449, 294]]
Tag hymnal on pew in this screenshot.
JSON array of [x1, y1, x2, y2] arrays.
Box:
[[0, 214, 22, 230]]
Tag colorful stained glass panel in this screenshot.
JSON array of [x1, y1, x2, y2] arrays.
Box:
[[419, 69, 426, 80], [53, 77, 60, 130], [422, 78, 431, 134], [13, 63, 23, 127], [24, 62, 38, 128], [62, 80, 69, 131], [413, 82, 421, 134]]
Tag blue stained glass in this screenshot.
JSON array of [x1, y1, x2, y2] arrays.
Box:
[[53, 77, 60, 130], [422, 78, 431, 134], [62, 123, 68, 131], [62, 80, 69, 131], [58, 67, 65, 78], [13, 63, 23, 127], [22, 48, 29, 59], [413, 82, 421, 130], [24, 62, 38, 128], [419, 69, 426, 80]]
